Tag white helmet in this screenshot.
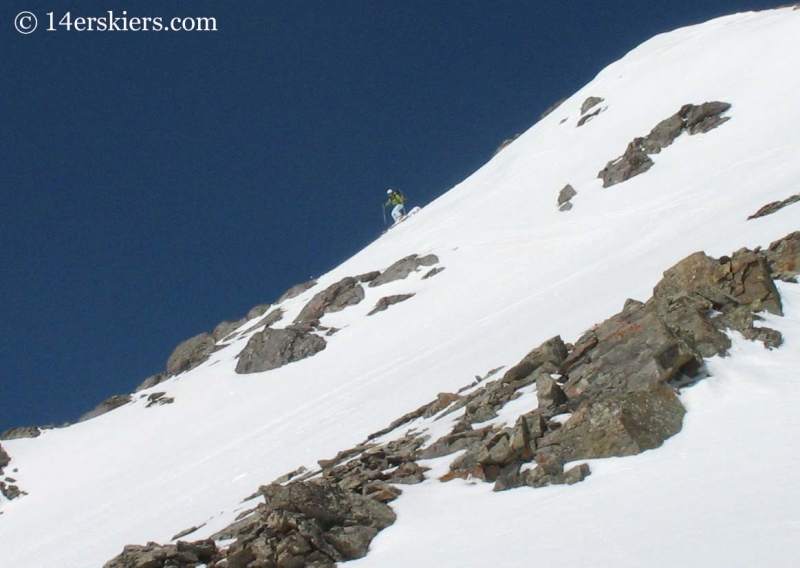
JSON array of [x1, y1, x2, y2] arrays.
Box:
[[387, 189, 393, 194]]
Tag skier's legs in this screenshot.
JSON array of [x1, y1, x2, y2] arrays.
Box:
[[392, 204, 405, 222]]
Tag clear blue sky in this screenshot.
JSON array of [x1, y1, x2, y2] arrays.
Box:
[[1, 0, 782, 433]]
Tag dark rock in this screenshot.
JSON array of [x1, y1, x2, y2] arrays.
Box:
[[356, 271, 381, 283], [246, 303, 272, 320], [539, 97, 568, 120], [0, 481, 25, 500], [134, 372, 169, 393], [577, 108, 602, 127], [599, 102, 731, 187], [641, 115, 684, 154], [749, 194, 800, 221], [557, 184, 577, 206], [580, 96, 604, 115], [683, 101, 731, 134], [536, 375, 567, 410], [422, 266, 445, 280], [765, 232, 800, 280], [166, 333, 216, 376], [212, 317, 247, 342], [1, 426, 42, 441], [0, 443, 9, 473], [278, 279, 318, 303], [539, 383, 685, 463], [564, 463, 592, 485], [145, 392, 175, 408], [598, 138, 654, 188], [501, 336, 569, 386], [493, 133, 522, 157], [79, 394, 133, 423], [368, 294, 415, 316], [369, 254, 440, 287], [562, 301, 695, 402], [295, 277, 365, 324], [324, 525, 378, 560], [236, 328, 327, 374]]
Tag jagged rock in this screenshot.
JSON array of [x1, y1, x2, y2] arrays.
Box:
[[501, 336, 569, 386], [134, 372, 169, 393], [598, 137, 655, 187], [368, 294, 415, 316], [536, 375, 567, 410], [539, 97, 568, 120], [247, 303, 272, 320], [369, 254, 440, 287], [0, 443, 9, 472], [166, 333, 216, 376], [422, 266, 445, 280], [557, 184, 577, 210], [278, 279, 318, 303], [325, 526, 378, 560], [577, 108, 602, 127], [538, 383, 685, 464], [562, 301, 696, 402], [599, 102, 731, 187], [236, 328, 327, 374], [683, 101, 731, 134], [212, 317, 247, 342], [103, 540, 217, 568], [641, 114, 684, 154], [654, 249, 782, 316], [581, 96, 605, 115], [749, 194, 800, 220], [79, 394, 133, 423], [145, 392, 175, 408], [0, 481, 25, 500], [1, 426, 41, 441], [295, 277, 365, 324], [356, 271, 381, 283], [765, 231, 800, 280]]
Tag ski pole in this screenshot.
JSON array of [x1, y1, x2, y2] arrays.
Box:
[[382, 204, 387, 225]]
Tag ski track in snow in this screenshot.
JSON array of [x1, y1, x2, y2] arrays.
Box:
[[2, 7, 800, 567]]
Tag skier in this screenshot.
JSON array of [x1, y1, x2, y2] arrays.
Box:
[[385, 189, 407, 224]]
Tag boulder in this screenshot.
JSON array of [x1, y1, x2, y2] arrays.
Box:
[[79, 394, 133, 423], [557, 184, 577, 207], [748, 194, 800, 221], [166, 333, 216, 376], [536, 375, 567, 410], [580, 96, 604, 115], [0, 442, 9, 472], [1, 426, 42, 441], [368, 294, 415, 316], [278, 279, 318, 303], [598, 138, 654, 187], [537, 383, 685, 463], [765, 231, 800, 280], [369, 254, 440, 287], [134, 372, 168, 393], [212, 317, 247, 342], [236, 328, 327, 374], [246, 303, 272, 320], [295, 277, 365, 324]]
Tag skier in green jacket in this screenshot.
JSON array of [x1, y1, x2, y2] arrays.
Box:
[[385, 189, 407, 224]]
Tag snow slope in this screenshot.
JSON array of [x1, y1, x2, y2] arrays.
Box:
[[2, 7, 800, 567]]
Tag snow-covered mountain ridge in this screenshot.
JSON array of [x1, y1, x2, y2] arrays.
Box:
[[3, 6, 800, 567]]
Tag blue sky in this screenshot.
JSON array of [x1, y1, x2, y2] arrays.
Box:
[[0, 0, 782, 433]]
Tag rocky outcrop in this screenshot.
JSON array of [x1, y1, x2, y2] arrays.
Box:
[[104, 479, 396, 568], [539, 97, 568, 120], [748, 194, 800, 220], [1, 426, 42, 441], [557, 184, 577, 211], [236, 329, 327, 374], [104, 235, 797, 566], [577, 96, 605, 127], [0, 443, 9, 473], [369, 254, 440, 288], [765, 232, 800, 281], [599, 102, 731, 187], [135, 372, 169, 393], [166, 333, 217, 376], [278, 279, 318, 303], [295, 277, 365, 325], [368, 294, 415, 316], [79, 394, 133, 423]]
